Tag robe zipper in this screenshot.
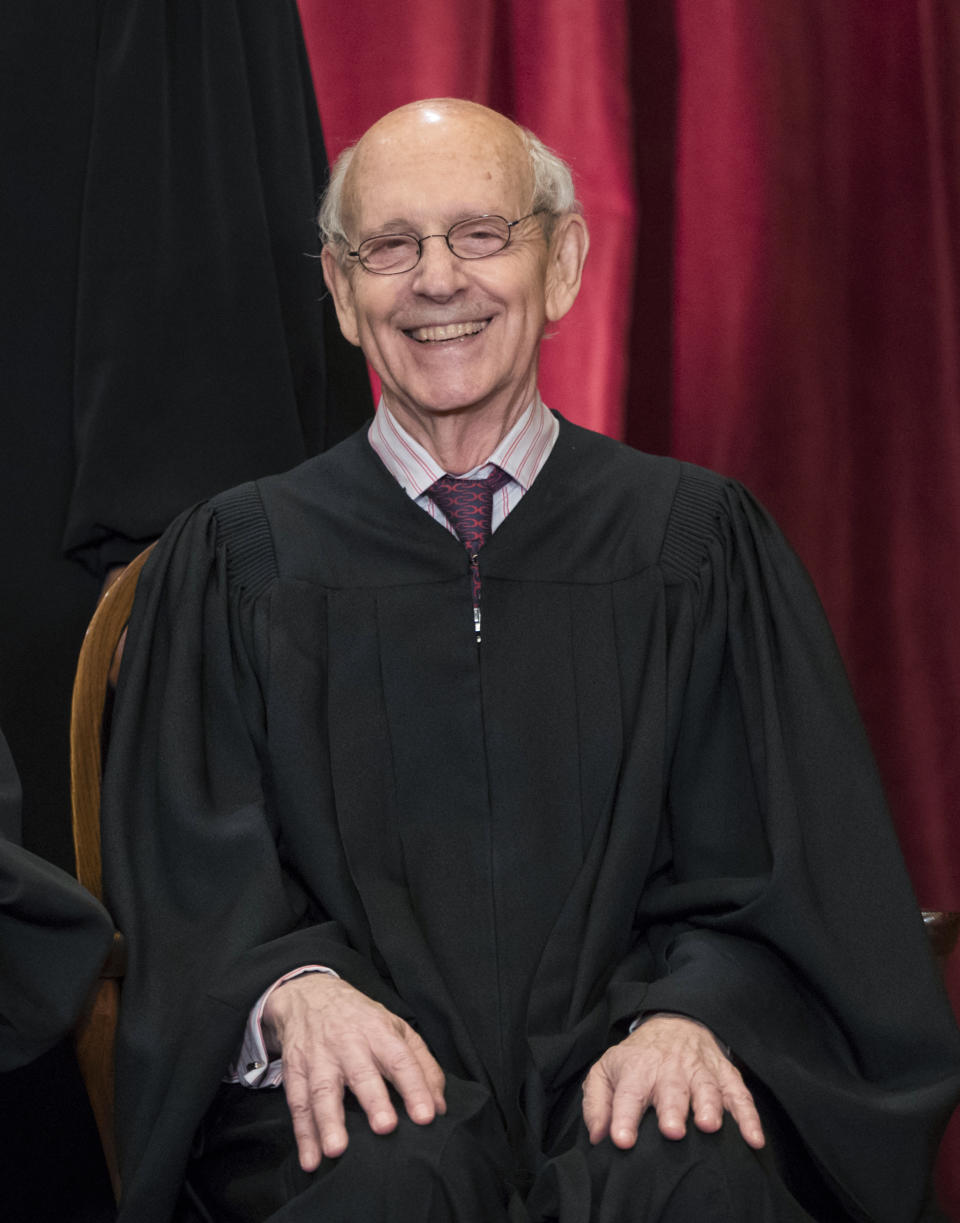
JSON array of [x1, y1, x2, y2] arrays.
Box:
[[471, 553, 482, 643]]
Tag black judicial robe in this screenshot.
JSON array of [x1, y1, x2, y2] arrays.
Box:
[[0, 727, 113, 1071], [0, 837, 112, 1070], [0, 727, 115, 1221], [102, 418, 960, 1223]]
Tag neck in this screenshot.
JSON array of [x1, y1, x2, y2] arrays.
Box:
[[384, 388, 533, 475]]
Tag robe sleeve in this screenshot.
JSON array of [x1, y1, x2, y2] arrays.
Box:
[[631, 470, 960, 1222], [0, 729, 114, 1071], [100, 496, 402, 1216]]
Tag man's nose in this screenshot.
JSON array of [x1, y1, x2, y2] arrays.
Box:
[[410, 234, 467, 295]]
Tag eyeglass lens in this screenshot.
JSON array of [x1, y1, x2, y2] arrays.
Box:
[[357, 215, 513, 273]]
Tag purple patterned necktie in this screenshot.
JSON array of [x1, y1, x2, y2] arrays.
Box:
[[428, 466, 511, 631]]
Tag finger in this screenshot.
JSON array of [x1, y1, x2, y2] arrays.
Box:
[[405, 1027, 448, 1114], [377, 1037, 439, 1126], [689, 1072, 724, 1134], [283, 1061, 344, 1171], [296, 1055, 360, 1163], [581, 1063, 614, 1144], [722, 1081, 765, 1149], [608, 1071, 654, 1149], [311, 1079, 353, 1161], [341, 1052, 400, 1135], [648, 1072, 690, 1142]]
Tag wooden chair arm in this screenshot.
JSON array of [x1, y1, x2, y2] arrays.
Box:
[[100, 930, 127, 978], [921, 911, 960, 962]]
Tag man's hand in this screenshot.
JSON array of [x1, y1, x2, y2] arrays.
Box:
[[581, 1014, 764, 1151], [262, 974, 446, 1172]]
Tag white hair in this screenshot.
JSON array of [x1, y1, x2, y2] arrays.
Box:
[[318, 124, 579, 256]]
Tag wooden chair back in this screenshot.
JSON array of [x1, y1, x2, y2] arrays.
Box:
[[70, 544, 153, 1202]]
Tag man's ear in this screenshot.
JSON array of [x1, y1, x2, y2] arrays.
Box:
[[544, 213, 590, 324], [321, 247, 362, 347]]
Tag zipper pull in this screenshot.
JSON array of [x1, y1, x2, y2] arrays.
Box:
[[470, 554, 482, 643]]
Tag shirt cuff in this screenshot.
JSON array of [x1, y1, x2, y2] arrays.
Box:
[[227, 965, 339, 1088]]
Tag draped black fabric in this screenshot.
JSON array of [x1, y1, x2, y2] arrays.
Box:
[[0, 728, 115, 1221], [65, 0, 372, 574], [0, 837, 112, 1070], [0, 0, 370, 867], [0, 728, 112, 1071], [180, 1076, 835, 1222], [102, 419, 960, 1222]]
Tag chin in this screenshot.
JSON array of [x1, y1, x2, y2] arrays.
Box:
[[390, 382, 503, 418]]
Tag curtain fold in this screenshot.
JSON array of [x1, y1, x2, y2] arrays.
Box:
[[671, 0, 960, 901]]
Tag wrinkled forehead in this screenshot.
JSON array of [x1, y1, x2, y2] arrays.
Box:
[[342, 105, 533, 237]]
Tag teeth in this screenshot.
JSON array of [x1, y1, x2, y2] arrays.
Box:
[[408, 319, 488, 343]]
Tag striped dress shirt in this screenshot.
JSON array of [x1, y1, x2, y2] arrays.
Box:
[[367, 392, 558, 535]]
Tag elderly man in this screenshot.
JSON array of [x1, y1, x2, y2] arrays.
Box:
[[103, 100, 960, 1223]]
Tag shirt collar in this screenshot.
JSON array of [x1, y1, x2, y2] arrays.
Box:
[[368, 394, 557, 499]]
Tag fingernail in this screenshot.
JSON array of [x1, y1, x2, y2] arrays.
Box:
[[373, 1110, 393, 1128]]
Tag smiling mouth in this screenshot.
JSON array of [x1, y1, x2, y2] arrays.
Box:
[[405, 319, 491, 344]]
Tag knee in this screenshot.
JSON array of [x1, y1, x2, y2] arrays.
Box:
[[533, 1115, 783, 1223], [333, 1077, 513, 1216], [592, 1116, 793, 1223]]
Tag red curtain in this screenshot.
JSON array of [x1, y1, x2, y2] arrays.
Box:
[[298, 0, 960, 1211], [668, 4, 960, 1212]]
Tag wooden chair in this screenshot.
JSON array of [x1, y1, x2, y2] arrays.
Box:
[[70, 544, 154, 1202], [67, 540, 960, 1201], [923, 911, 960, 962]]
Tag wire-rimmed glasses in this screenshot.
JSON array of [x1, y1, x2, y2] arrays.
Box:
[[347, 212, 543, 275]]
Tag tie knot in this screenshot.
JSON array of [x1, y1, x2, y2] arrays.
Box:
[[427, 466, 511, 552]]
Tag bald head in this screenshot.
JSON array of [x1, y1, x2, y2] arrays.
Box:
[[355, 99, 528, 170], [319, 99, 577, 255]]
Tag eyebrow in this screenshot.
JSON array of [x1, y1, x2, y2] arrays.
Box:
[[363, 218, 419, 234]]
